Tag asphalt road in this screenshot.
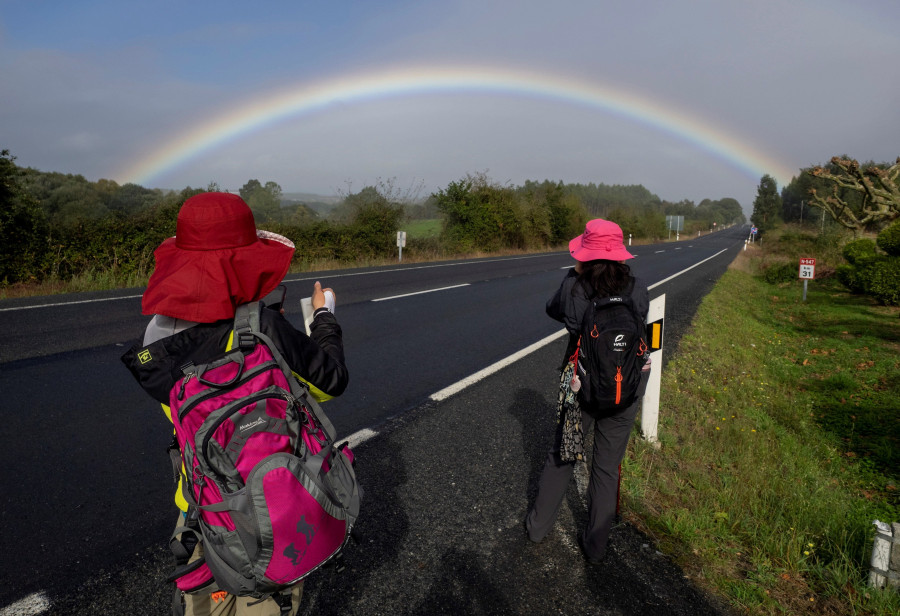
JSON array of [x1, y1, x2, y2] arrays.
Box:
[[0, 227, 747, 615]]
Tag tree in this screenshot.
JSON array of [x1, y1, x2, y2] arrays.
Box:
[[0, 150, 47, 283], [240, 179, 282, 223], [434, 173, 524, 252], [806, 156, 900, 232], [751, 174, 782, 232]]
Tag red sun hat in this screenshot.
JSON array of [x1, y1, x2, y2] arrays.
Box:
[[569, 218, 634, 262], [142, 192, 295, 322]]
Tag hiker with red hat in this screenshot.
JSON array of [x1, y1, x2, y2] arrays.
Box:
[[525, 218, 651, 565], [123, 192, 349, 615]]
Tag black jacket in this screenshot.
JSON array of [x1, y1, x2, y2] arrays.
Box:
[[546, 268, 650, 364], [121, 306, 348, 406]]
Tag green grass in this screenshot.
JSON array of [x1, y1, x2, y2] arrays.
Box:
[[621, 233, 900, 615], [404, 218, 442, 239]]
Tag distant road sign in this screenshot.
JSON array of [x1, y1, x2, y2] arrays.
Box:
[[799, 257, 816, 279], [751, 226, 758, 235]]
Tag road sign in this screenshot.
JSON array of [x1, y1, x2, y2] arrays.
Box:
[[751, 226, 758, 235], [799, 257, 816, 279], [396, 231, 407, 248]]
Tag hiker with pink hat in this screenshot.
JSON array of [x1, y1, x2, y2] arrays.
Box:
[[526, 218, 651, 565], [123, 192, 349, 615]]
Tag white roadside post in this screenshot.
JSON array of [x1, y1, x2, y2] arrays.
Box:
[[869, 520, 893, 588], [799, 257, 816, 301], [641, 294, 665, 444], [396, 231, 407, 262]]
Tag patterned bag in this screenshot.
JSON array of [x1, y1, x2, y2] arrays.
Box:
[[556, 356, 584, 462]]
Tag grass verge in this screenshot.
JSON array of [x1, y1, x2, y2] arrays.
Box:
[[622, 239, 900, 615]]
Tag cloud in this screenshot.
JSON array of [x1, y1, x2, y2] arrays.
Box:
[[1, 0, 898, 210]]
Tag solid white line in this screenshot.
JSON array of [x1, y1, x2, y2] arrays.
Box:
[[0, 294, 143, 312], [371, 284, 470, 302], [429, 329, 569, 401], [0, 591, 50, 616]]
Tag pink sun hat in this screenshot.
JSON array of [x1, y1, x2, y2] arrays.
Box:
[[568, 219, 634, 262]]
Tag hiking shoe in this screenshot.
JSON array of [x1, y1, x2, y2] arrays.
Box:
[[524, 519, 542, 544], [578, 535, 605, 565]]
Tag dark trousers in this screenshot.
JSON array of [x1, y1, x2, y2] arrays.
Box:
[[526, 399, 641, 559]]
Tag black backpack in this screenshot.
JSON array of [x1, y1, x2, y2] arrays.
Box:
[[575, 290, 649, 410]]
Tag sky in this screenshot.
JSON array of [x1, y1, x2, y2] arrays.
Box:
[[1, 0, 899, 213]]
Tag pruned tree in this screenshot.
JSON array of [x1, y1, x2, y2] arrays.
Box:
[[806, 156, 900, 231]]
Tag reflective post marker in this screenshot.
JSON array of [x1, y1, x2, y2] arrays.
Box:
[[641, 294, 665, 444]]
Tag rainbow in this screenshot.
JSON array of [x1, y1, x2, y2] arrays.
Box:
[[119, 66, 796, 188]]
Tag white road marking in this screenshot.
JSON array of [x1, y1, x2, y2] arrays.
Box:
[[429, 329, 569, 401], [647, 248, 728, 290], [427, 247, 732, 402], [0, 591, 50, 616], [342, 428, 378, 449], [0, 254, 557, 312], [284, 253, 555, 283], [0, 247, 734, 612], [371, 283, 470, 302], [0, 294, 143, 312]]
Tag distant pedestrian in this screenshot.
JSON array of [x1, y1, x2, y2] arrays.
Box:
[[526, 218, 650, 564]]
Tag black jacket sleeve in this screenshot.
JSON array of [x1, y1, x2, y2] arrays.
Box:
[[261, 308, 349, 398], [122, 305, 349, 405]]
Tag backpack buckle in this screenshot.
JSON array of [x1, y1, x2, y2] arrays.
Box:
[[237, 332, 255, 350]]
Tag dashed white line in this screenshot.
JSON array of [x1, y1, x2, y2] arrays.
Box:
[[0, 246, 735, 613], [429, 329, 569, 401], [371, 283, 470, 302], [647, 248, 728, 290], [342, 428, 378, 449], [0, 591, 50, 616], [0, 254, 558, 313], [427, 247, 732, 402]]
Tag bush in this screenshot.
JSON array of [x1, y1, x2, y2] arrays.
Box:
[[877, 220, 900, 256], [866, 256, 900, 305], [836, 264, 866, 293], [842, 238, 878, 264], [763, 262, 798, 284]]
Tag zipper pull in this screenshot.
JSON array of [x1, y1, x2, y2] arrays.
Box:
[[178, 372, 194, 400]]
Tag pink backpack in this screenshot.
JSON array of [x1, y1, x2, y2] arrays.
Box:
[[166, 302, 359, 611]]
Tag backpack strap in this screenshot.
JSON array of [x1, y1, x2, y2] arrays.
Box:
[[233, 302, 341, 446], [233, 303, 260, 350]]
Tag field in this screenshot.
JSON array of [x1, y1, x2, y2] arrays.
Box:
[[621, 229, 900, 615]]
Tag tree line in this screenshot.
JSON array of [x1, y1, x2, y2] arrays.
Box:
[[1, 148, 746, 287]]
